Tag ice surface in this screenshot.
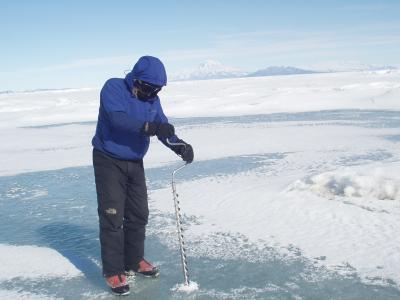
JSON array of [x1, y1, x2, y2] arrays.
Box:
[[0, 71, 400, 298], [0, 151, 399, 298], [0, 71, 399, 176], [0, 290, 58, 300], [150, 162, 400, 286]]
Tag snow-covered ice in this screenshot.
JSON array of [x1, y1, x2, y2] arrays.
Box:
[[0, 70, 399, 299], [0, 244, 82, 281], [0, 290, 59, 300]]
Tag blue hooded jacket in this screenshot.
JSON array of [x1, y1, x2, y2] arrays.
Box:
[[92, 56, 179, 160]]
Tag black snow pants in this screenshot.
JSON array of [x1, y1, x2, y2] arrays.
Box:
[[93, 148, 149, 277]]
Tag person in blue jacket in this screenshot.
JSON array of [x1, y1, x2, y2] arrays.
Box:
[[92, 56, 193, 296]]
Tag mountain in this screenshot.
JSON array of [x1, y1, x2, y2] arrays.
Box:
[[0, 87, 86, 95], [170, 61, 322, 81], [246, 66, 318, 77], [170, 60, 247, 81], [0, 90, 14, 95]]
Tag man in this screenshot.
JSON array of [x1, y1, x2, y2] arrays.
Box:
[[92, 56, 194, 296]]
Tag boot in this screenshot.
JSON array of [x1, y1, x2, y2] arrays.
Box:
[[126, 258, 160, 278], [106, 274, 130, 296]]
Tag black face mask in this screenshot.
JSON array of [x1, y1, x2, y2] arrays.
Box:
[[132, 80, 162, 101]]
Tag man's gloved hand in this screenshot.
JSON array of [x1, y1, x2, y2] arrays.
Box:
[[181, 143, 194, 163], [141, 122, 158, 136], [142, 122, 175, 138], [172, 139, 194, 163]]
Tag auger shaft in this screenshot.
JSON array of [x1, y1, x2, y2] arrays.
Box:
[[171, 163, 190, 285]]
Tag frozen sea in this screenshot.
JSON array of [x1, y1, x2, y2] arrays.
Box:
[[1, 72, 400, 299]]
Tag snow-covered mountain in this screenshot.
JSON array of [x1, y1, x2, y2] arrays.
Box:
[[247, 66, 317, 77], [170, 60, 247, 81], [0, 90, 14, 95], [2, 61, 398, 93], [170, 60, 321, 81]]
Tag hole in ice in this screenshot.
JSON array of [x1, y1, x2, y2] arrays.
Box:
[[171, 281, 199, 293]]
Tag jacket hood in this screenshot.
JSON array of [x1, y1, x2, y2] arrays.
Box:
[[125, 56, 167, 90]]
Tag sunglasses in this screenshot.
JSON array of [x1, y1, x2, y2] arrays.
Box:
[[133, 80, 162, 99]]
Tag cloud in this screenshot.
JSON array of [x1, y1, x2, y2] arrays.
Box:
[[2, 21, 399, 77], [161, 49, 218, 62], [38, 55, 135, 72], [203, 23, 400, 60], [0, 55, 137, 76], [215, 30, 296, 41]]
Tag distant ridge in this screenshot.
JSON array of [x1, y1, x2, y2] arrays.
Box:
[[170, 60, 321, 81], [0, 90, 14, 95], [170, 60, 398, 82], [0, 87, 93, 95], [247, 66, 318, 77], [2, 61, 398, 92]]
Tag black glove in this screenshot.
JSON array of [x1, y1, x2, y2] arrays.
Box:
[[171, 139, 194, 163], [141, 122, 158, 136], [181, 143, 194, 163], [141, 122, 175, 138]]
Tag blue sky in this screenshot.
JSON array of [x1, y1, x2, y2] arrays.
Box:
[[1, 0, 399, 90]]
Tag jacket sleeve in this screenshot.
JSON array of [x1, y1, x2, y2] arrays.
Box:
[[100, 79, 144, 132], [154, 99, 181, 151]]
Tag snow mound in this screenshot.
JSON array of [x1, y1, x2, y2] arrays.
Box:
[[0, 244, 82, 281], [289, 166, 400, 201]]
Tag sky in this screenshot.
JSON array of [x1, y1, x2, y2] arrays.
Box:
[[1, 0, 400, 91]]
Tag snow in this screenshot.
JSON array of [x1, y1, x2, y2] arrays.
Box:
[[0, 244, 82, 280], [0, 70, 400, 294], [1, 69, 398, 128], [164, 71, 400, 118], [0, 290, 59, 300], [171, 281, 199, 293], [0, 70, 399, 176], [150, 161, 400, 285], [289, 165, 400, 201]]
